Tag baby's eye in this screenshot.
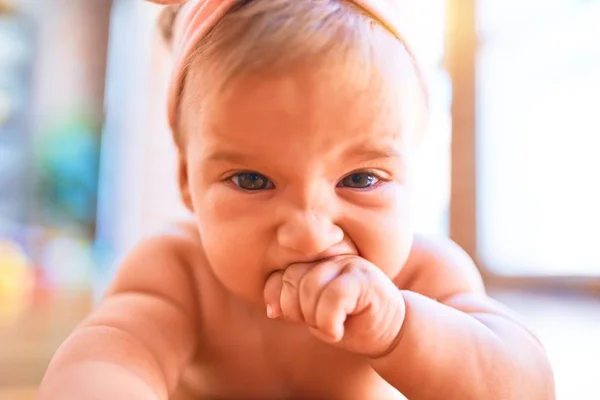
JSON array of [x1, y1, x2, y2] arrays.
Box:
[[338, 172, 380, 189], [231, 172, 274, 191]]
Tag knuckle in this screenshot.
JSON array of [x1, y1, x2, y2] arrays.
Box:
[[323, 280, 347, 304], [339, 257, 360, 272], [280, 298, 301, 321], [281, 275, 298, 291], [298, 273, 314, 300], [299, 263, 327, 295], [282, 266, 302, 290], [340, 258, 372, 280]]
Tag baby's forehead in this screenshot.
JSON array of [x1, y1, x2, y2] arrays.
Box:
[[208, 69, 408, 131], [183, 70, 421, 175], [183, 59, 425, 147]]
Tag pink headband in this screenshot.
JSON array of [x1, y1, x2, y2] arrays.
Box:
[[148, 0, 421, 133]]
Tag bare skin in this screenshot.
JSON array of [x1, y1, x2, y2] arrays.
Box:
[[39, 61, 554, 399]]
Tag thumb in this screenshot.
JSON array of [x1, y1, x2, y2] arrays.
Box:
[[263, 270, 284, 319]]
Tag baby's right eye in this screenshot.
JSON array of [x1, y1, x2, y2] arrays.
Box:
[[230, 172, 274, 191]]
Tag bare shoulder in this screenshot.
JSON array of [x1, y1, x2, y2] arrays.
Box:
[[104, 219, 205, 317], [395, 234, 486, 301], [396, 235, 544, 345], [65, 220, 206, 392]]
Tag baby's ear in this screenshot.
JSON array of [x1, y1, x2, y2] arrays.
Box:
[[177, 155, 194, 212]]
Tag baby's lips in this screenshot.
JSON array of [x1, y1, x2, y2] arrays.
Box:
[[263, 270, 285, 318]]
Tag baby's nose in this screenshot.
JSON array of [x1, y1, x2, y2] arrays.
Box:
[[276, 211, 344, 256]]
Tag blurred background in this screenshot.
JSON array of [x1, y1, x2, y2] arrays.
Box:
[[0, 0, 598, 398]]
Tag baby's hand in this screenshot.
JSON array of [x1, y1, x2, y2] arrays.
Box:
[[263, 255, 405, 358]]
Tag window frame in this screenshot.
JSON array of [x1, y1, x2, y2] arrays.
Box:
[[445, 0, 600, 295]]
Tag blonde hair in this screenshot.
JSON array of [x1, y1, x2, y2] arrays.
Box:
[[159, 0, 425, 142]]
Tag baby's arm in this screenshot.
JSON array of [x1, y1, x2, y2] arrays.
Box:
[[38, 233, 199, 400], [371, 236, 555, 399]]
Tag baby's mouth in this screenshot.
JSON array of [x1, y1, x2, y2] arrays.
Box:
[[282, 252, 362, 273], [288, 240, 361, 266], [266, 254, 356, 284]]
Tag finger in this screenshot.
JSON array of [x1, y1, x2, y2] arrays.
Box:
[[280, 263, 313, 323], [298, 260, 342, 328], [263, 270, 284, 319], [314, 272, 362, 342]]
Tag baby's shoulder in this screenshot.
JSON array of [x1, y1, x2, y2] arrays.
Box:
[[151, 219, 204, 256], [396, 234, 486, 301], [104, 219, 205, 307], [123, 219, 203, 270]]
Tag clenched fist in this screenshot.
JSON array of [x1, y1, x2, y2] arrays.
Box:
[[263, 255, 406, 358]]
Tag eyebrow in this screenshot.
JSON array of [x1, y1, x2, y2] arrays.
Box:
[[203, 150, 253, 165], [342, 142, 404, 161], [202, 142, 403, 165]]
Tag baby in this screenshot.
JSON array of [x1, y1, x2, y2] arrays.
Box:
[[39, 0, 555, 399]]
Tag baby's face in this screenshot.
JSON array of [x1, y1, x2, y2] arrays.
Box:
[[181, 62, 424, 306]]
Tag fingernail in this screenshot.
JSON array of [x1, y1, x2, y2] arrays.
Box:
[[266, 304, 275, 319]]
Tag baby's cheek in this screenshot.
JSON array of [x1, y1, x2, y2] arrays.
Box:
[[345, 198, 413, 279], [339, 181, 404, 210], [201, 233, 268, 305], [204, 186, 249, 219], [196, 207, 273, 305]]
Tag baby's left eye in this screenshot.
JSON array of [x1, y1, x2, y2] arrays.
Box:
[[338, 173, 380, 189]]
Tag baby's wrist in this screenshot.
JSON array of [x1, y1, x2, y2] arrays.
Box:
[[368, 291, 406, 360]]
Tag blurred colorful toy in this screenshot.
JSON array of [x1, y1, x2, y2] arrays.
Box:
[[35, 114, 101, 232], [0, 239, 35, 320]]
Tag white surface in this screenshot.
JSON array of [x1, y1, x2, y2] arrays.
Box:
[[493, 290, 600, 400]]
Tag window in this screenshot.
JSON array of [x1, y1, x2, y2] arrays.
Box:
[[476, 0, 600, 276]]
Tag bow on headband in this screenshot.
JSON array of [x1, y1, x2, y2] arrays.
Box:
[[146, 0, 422, 132]]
